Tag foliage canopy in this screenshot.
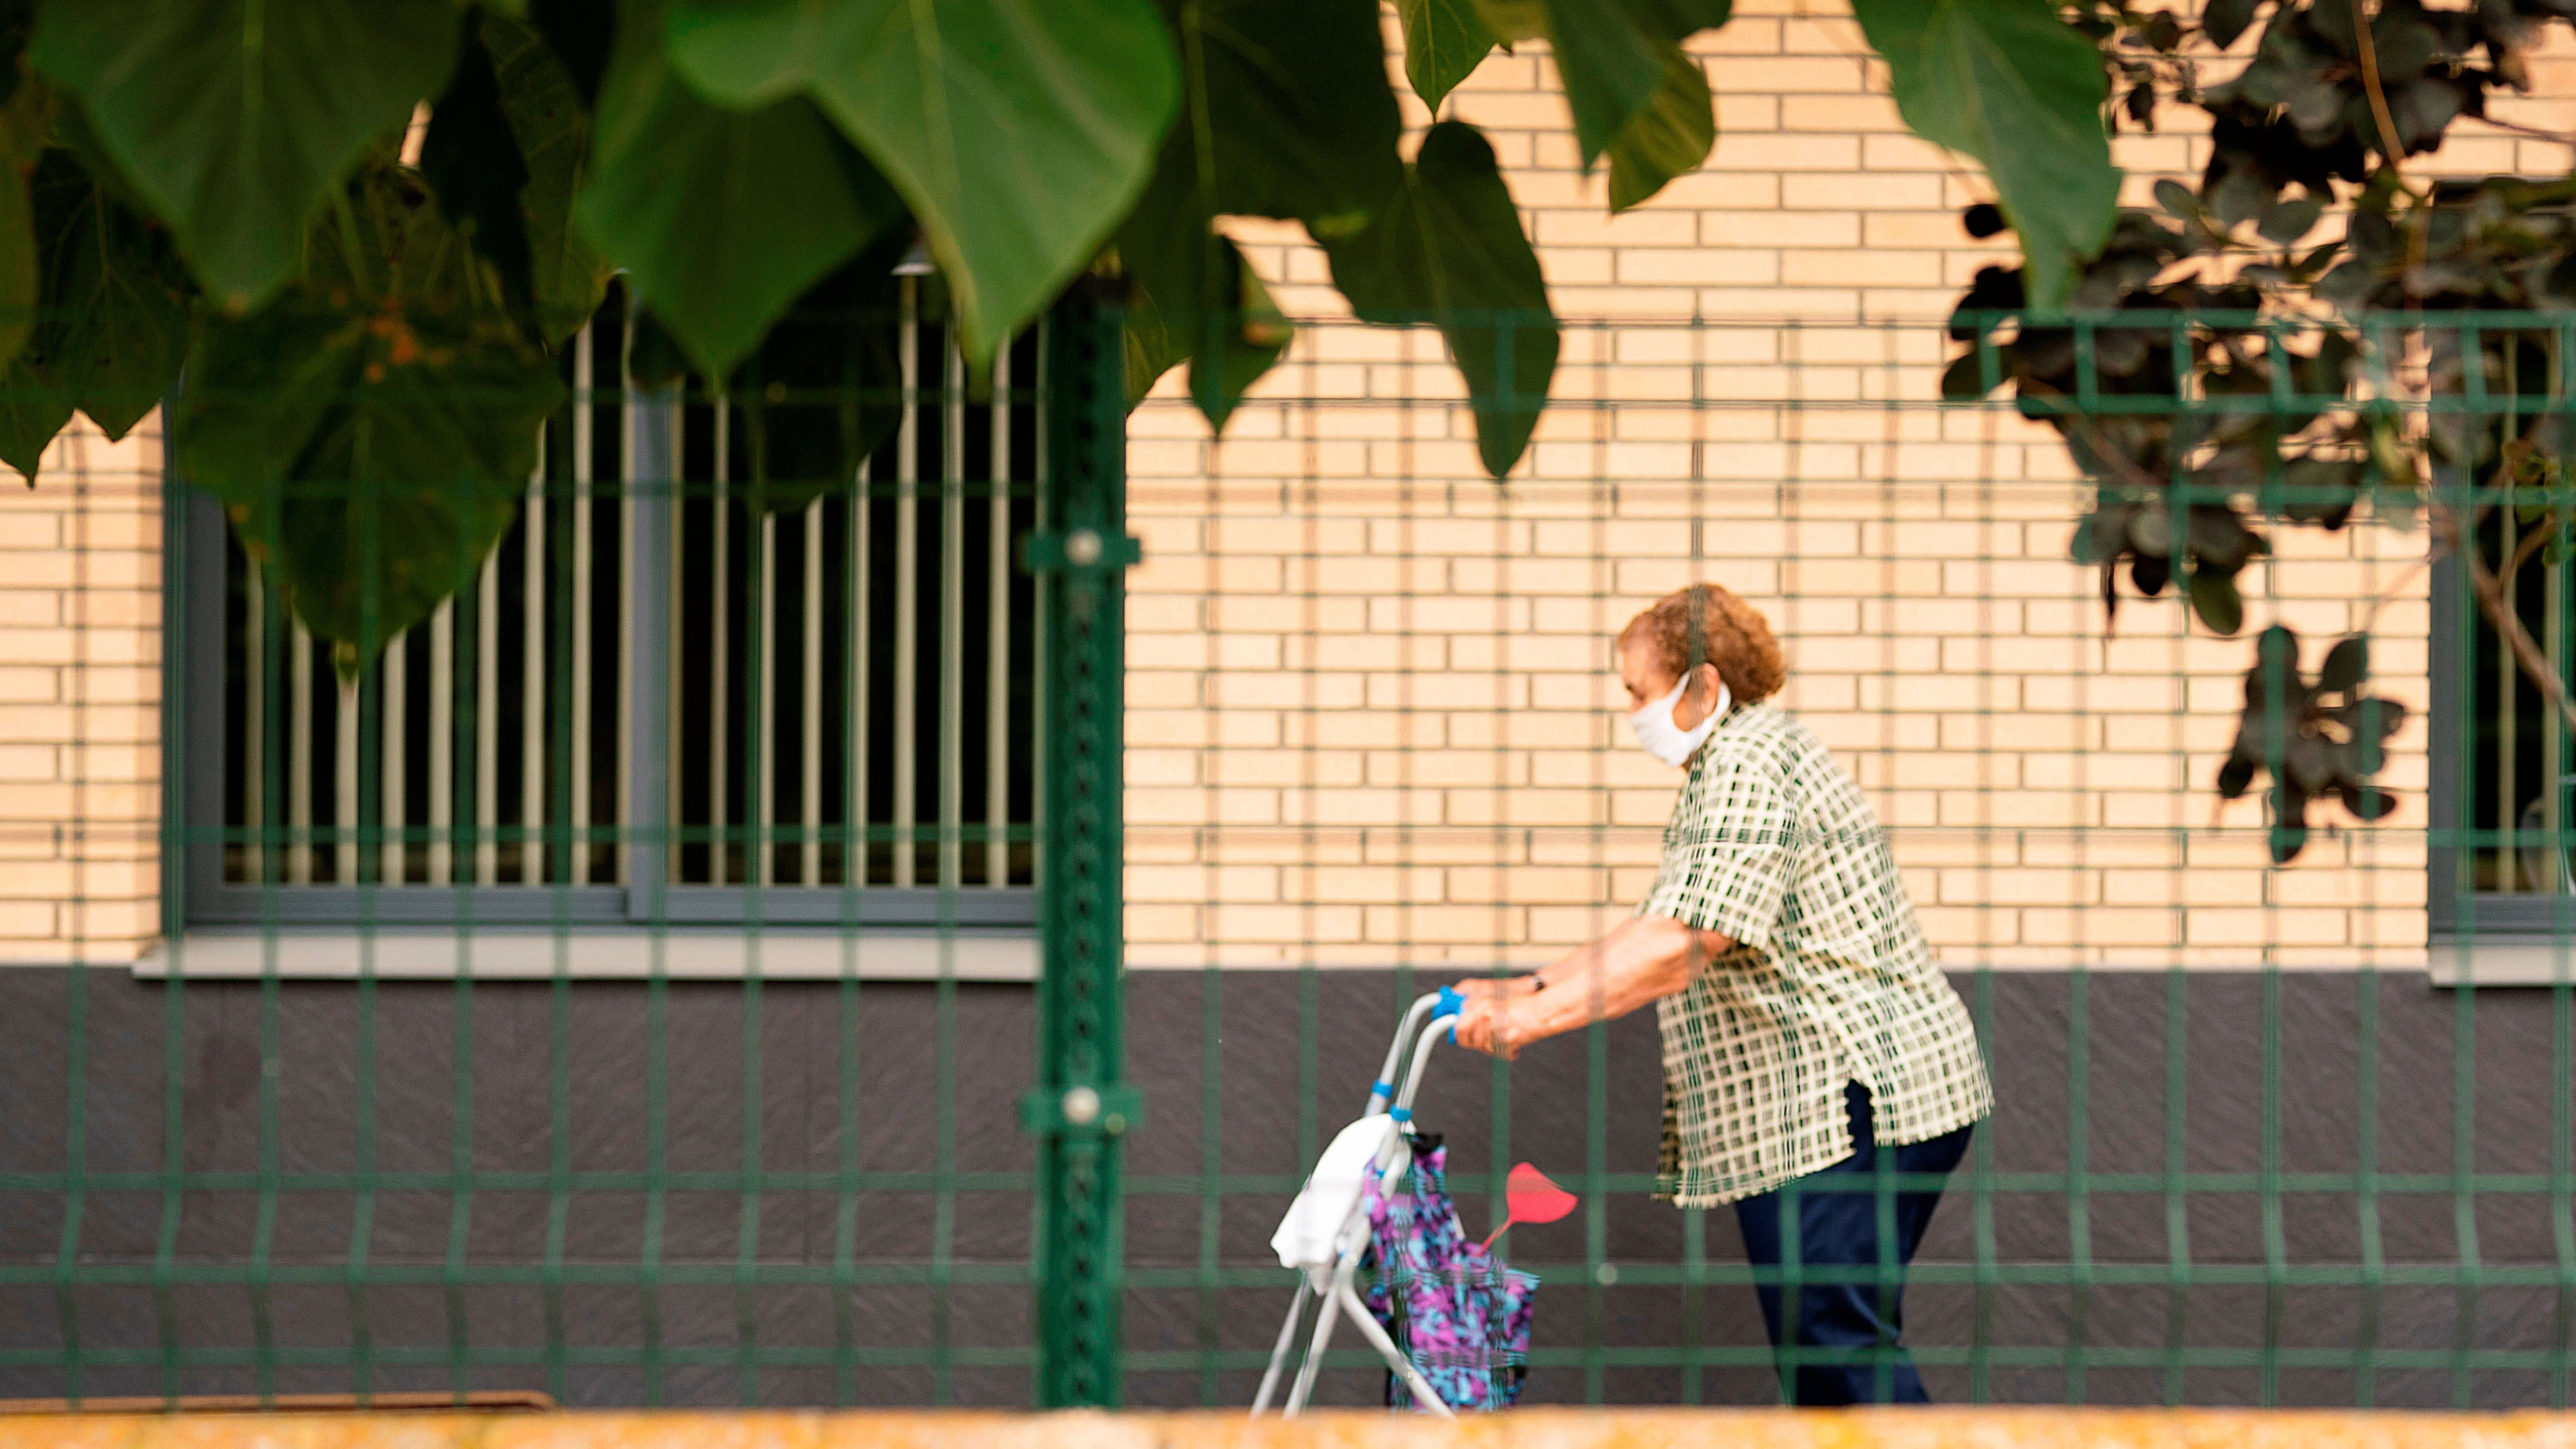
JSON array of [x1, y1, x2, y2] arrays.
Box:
[[6, 0, 2566, 859], [0, 0, 2124, 659], [1944, 0, 2576, 856]]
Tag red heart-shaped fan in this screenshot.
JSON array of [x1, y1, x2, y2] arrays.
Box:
[[1477, 1163, 1579, 1251]]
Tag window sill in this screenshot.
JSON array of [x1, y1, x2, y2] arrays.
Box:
[[135, 929, 1038, 982], [2430, 936, 2576, 987]]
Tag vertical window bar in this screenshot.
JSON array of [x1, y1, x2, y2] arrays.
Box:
[[1030, 314, 1047, 891], [242, 558, 264, 883], [756, 509, 779, 889], [2552, 547, 2568, 894], [576, 322, 599, 885], [802, 500, 823, 887], [895, 278, 920, 889], [941, 327, 965, 894], [711, 401, 732, 885], [335, 676, 359, 885], [476, 551, 501, 885], [851, 458, 872, 889], [429, 598, 454, 884], [987, 337, 1010, 888], [202, 298, 1040, 906], [382, 634, 407, 885], [624, 323, 667, 901], [2504, 507, 2523, 893], [522, 448, 547, 883], [289, 620, 314, 885], [667, 403, 686, 884]]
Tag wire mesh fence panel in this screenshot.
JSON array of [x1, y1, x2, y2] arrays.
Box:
[[1115, 307, 2576, 1411], [0, 282, 1123, 1411], [6, 298, 2576, 1413]]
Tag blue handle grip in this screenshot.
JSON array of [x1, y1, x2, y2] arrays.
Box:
[[1437, 985, 1465, 1042]]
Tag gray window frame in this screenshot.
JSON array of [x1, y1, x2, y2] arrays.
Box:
[[2427, 546, 2576, 946], [168, 381, 1040, 939]]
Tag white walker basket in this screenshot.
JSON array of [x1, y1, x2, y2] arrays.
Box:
[[1252, 987, 1470, 1418]]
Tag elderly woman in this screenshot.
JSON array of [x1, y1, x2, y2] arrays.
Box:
[[1449, 582, 1991, 1407]]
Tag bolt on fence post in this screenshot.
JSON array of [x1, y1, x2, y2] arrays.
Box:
[[1024, 278, 1142, 1408]]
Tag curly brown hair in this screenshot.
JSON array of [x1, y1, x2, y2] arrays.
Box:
[[1617, 583, 1787, 704]]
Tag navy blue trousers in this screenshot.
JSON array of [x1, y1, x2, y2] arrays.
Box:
[[1731, 1081, 1972, 1406]]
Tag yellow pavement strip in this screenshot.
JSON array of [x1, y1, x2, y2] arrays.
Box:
[[5, 1410, 2576, 1449]]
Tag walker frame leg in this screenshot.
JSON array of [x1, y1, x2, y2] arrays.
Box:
[[1336, 1279, 1454, 1419], [1251, 1278, 1312, 1415], [1282, 1265, 1343, 1416]]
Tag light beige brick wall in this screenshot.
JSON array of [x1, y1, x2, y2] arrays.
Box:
[[1121, 0, 2576, 970], [0, 417, 162, 963], [13, 3, 2572, 972]]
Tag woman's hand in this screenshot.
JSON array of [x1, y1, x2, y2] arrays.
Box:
[[1446, 977, 1534, 1059]]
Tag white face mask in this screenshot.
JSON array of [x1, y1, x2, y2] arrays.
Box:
[[1629, 673, 1731, 769]]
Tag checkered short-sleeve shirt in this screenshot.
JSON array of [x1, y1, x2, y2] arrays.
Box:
[[1639, 702, 1992, 1206]]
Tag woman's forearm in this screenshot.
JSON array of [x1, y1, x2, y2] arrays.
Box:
[[1506, 916, 1725, 1045]]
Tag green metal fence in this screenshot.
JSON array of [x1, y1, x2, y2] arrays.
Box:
[[8, 302, 2576, 1410]]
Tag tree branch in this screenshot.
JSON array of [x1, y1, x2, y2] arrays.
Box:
[[2012, 377, 2182, 495], [2350, 4, 2409, 175], [2429, 496, 2576, 741], [2499, 505, 2559, 593]]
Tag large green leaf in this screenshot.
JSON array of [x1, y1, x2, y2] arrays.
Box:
[[1180, 245, 1290, 429], [423, 10, 611, 345], [1115, 154, 1207, 407], [49, 99, 153, 219], [176, 164, 562, 655], [575, 24, 902, 378], [1322, 120, 1556, 478], [1121, 295, 1188, 414], [527, 0, 615, 110], [0, 116, 34, 382], [0, 146, 198, 482], [1111, 0, 1386, 428], [1119, 240, 1292, 431], [420, 19, 535, 320], [0, 2, 44, 379], [181, 301, 558, 655], [726, 232, 909, 516], [1481, 0, 1727, 176], [31, 0, 462, 313], [1398, 0, 1498, 110], [485, 12, 613, 344], [1544, 3, 1676, 168], [0, 352, 68, 482], [1605, 43, 1714, 211], [1159, 0, 1400, 231], [1850, 0, 2117, 308], [665, 0, 1180, 365], [1118, 153, 1291, 431]]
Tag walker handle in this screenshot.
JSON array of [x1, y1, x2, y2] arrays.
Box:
[[1367, 992, 1446, 1115], [1436, 986, 1466, 1044], [1396, 991, 1463, 1117]]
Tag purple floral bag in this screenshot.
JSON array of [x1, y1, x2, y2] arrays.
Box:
[[1361, 1140, 1538, 1411]]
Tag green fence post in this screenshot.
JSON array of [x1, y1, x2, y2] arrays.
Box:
[[1024, 280, 1143, 1408]]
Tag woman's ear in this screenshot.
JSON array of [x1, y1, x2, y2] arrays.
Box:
[[1692, 661, 1725, 708]]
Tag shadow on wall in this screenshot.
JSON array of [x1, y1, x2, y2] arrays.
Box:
[[0, 967, 2563, 1408]]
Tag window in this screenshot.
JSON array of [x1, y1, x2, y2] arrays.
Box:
[[2430, 494, 2576, 980], [168, 284, 1045, 972]]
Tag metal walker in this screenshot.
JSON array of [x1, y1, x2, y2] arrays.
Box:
[[1252, 987, 1471, 1417]]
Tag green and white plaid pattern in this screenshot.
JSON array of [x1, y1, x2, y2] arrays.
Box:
[[1638, 702, 1992, 1206]]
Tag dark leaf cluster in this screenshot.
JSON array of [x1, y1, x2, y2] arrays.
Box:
[[1943, 202, 2390, 639], [1939, 0, 2576, 845], [2217, 626, 2406, 862]]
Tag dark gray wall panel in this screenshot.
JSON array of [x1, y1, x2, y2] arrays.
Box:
[[2, 967, 2570, 1408]]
